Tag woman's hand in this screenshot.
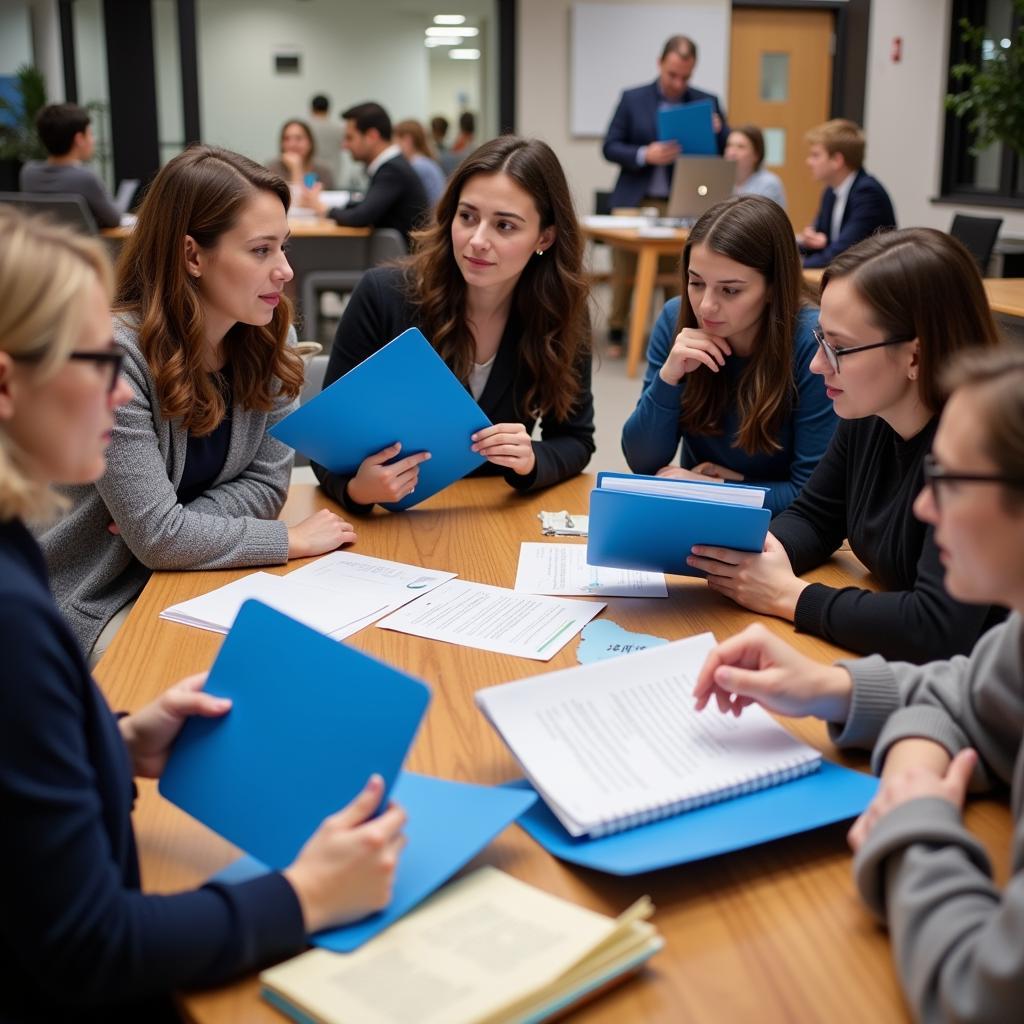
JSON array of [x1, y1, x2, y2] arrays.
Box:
[[346, 442, 431, 506], [281, 151, 304, 181], [471, 423, 536, 477], [284, 775, 407, 933], [655, 466, 712, 481], [118, 673, 230, 779], [693, 623, 853, 721], [688, 533, 806, 619], [288, 509, 358, 558], [659, 328, 732, 386], [692, 461, 745, 482], [847, 746, 975, 853]]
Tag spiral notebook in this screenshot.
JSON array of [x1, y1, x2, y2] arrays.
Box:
[[475, 633, 821, 839]]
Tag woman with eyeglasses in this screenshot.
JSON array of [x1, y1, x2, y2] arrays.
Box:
[[694, 345, 1024, 1022], [621, 195, 837, 516], [686, 228, 1003, 662], [0, 208, 405, 1023], [39, 146, 355, 665]]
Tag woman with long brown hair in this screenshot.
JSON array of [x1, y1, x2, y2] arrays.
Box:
[[41, 145, 354, 663], [621, 194, 836, 515], [686, 227, 1004, 663], [313, 135, 594, 511], [267, 118, 336, 189]]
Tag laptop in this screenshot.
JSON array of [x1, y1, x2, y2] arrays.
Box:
[[665, 157, 736, 223], [113, 179, 139, 216]]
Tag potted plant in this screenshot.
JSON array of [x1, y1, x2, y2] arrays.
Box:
[[0, 64, 48, 191]]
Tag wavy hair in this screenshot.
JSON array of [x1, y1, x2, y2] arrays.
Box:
[[403, 135, 589, 421], [821, 228, 1000, 415], [0, 207, 113, 519], [676, 194, 808, 454], [114, 145, 303, 435]]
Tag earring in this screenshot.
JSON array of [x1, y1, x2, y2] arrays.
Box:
[[535, 248, 545, 256], [909, 371, 918, 380]]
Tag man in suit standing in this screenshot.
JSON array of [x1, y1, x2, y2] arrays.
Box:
[[315, 102, 428, 245], [602, 35, 729, 354], [799, 119, 896, 268]]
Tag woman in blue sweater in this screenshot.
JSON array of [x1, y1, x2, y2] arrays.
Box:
[[0, 208, 405, 1023], [621, 194, 836, 516]]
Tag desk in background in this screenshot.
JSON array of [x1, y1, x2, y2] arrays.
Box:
[[95, 476, 1014, 1024]]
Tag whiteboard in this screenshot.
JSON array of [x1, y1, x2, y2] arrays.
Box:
[[570, 2, 730, 137]]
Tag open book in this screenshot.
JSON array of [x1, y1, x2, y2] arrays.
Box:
[[260, 866, 662, 1024], [476, 633, 821, 838]]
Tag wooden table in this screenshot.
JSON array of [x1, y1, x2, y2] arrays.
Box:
[[582, 225, 688, 379], [94, 476, 1013, 1024], [100, 219, 371, 241]]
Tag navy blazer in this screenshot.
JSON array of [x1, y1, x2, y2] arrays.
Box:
[[328, 153, 429, 244], [603, 80, 729, 208], [802, 168, 897, 268], [0, 518, 305, 1022]]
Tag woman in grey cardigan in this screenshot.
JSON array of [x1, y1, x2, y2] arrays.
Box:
[[694, 346, 1024, 1022], [41, 146, 355, 662]]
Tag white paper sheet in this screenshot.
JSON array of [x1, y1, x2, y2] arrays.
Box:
[[376, 579, 604, 661], [514, 543, 667, 598]]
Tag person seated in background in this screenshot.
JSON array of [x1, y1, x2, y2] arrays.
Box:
[[798, 119, 896, 269], [307, 93, 345, 185], [19, 103, 121, 228], [312, 136, 595, 512], [725, 125, 786, 209], [621, 195, 835, 516], [312, 101, 428, 244], [686, 228, 1004, 663], [266, 118, 336, 190], [394, 119, 446, 207], [0, 206, 405, 1024], [430, 115, 450, 155], [694, 345, 1024, 1024], [439, 111, 478, 175], [40, 146, 354, 666]]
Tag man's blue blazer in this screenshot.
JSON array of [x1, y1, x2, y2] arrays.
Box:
[[802, 168, 897, 268]]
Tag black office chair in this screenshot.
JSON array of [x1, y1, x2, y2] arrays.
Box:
[[949, 214, 1002, 275], [0, 191, 99, 235]]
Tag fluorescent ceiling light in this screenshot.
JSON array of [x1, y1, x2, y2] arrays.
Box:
[[425, 36, 461, 46], [425, 25, 478, 36], [434, 14, 466, 25], [449, 48, 480, 60]]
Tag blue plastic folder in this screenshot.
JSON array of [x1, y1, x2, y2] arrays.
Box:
[[587, 471, 772, 576], [159, 600, 431, 869], [505, 761, 878, 876], [657, 100, 718, 156], [212, 773, 536, 952], [269, 327, 492, 510]]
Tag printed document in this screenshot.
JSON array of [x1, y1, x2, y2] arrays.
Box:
[[514, 543, 667, 597]]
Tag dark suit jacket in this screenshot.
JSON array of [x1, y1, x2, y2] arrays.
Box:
[[312, 267, 596, 512], [328, 153, 428, 243], [602, 80, 729, 208], [802, 168, 897, 268]]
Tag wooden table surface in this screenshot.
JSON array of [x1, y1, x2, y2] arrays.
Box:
[[94, 475, 1013, 1024], [101, 219, 371, 241]]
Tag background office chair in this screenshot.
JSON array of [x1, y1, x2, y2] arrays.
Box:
[[949, 213, 1002, 275], [0, 191, 99, 235]]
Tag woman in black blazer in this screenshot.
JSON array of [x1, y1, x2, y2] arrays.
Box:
[[313, 135, 595, 512]]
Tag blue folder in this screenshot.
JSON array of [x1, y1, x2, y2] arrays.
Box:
[[657, 100, 718, 156], [212, 773, 537, 952], [269, 327, 492, 510], [159, 600, 431, 869], [505, 761, 878, 876], [586, 471, 772, 576]]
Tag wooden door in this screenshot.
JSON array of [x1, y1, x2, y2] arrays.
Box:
[[729, 7, 834, 231]]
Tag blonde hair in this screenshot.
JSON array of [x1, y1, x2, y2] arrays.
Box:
[[805, 118, 865, 170], [0, 207, 113, 520]]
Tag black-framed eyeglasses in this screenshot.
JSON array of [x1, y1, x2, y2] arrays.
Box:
[[923, 453, 1024, 511], [812, 326, 915, 375], [68, 345, 126, 394]]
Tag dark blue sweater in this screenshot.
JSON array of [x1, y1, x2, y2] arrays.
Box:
[[0, 518, 305, 1023]]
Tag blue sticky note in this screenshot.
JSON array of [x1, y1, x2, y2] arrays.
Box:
[[657, 100, 718, 155], [505, 761, 878, 875], [270, 328, 492, 509], [210, 772, 536, 952], [576, 619, 669, 665], [159, 600, 431, 869]]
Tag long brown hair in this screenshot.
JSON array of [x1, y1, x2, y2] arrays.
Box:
[[676, 194, 807, 454], [821, 228, 1001, 414], [403, 135, 589, 421], [279, 118, 316, 167], [114, 145, 303, 435]]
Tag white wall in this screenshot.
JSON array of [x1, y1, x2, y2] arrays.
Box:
[[863, 0, 1024, 237], [28, 0, 64, 102], [427, 48, 480, 139], [0, 2, 33, 74], [516, 0, 731, 214]]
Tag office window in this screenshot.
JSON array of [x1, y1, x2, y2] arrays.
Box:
[[941, 0, 1023, 206], [759, 53, 789, 102]]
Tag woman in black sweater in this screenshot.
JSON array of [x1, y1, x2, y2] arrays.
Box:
[[687, 228, 1003, 662], [313, 135, 594, 512]]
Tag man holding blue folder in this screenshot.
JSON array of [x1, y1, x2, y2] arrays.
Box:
[[602, 35, 729, 354]]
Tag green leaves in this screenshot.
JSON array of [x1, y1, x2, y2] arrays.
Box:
[[0, 65, 48, 162]]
